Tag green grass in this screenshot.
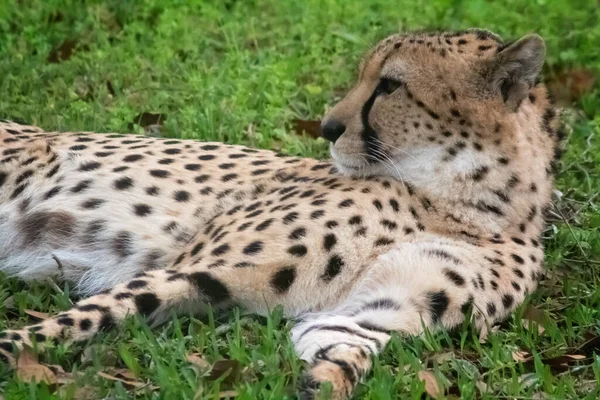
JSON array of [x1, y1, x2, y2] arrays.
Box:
[[1, 0, 599, 398]]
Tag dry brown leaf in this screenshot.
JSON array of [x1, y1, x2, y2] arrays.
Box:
[[209, 359, 242, 383], [418, 370, 441, 399], [429, 352, 454, 365], [547, 68, 596, 106], [24, 309, 50, 320], [522, 305, 546, 335], [97, 371, 144, 389], [292, 119, 321, 139], [186, 353, 211, 372], [542, 354, 587, 372], [219, 390, 238, 398], [512, 350, 532, 363], [2, 295, 14, 309], [47, 39, 82, 63], [16, 349, 57, 385]]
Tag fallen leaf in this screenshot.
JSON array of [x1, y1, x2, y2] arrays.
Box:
[[186, 353, 211, 372], [97, 371, 144, 389], [292, 119, 321, 139], [2, 295, 14, 309], [547, 68, 596, 106], [16, 349, 57, 385], [512, 350, 533, 363], [522, 305, 546, 335], [475, 380, 490, 394], [208, 359, 242, 383], [24, 309, 50, 320], [578, 333, 600, 356], [47, 39, 78, 63], [418, 370, 441, 399], [542, 354, 586, 372], [219, 390, 238, 398]]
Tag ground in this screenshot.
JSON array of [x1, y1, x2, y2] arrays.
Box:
[[0, 0, 599, 399]]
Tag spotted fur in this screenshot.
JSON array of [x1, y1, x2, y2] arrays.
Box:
[[0, 29, 561, 399]]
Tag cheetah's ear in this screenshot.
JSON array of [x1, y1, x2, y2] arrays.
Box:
[[489, 34, 546, 110]]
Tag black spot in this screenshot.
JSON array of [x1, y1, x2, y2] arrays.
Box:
[[81, 198, 105, 209], [288, 244, 308, 257], [289, 227, 306, 240], [255, 218, 274, 231], [44, 186, 61, 200], [323, 234, 337, 251], [198, 154, 216, 161], [163, 148, 181, 155], [71, 179, 93, 193], [70, 144, 87, 151], [348, 215, 362, 225], [471, 166, 489, 181], [135, 293, 162, 316], [243, 241, 263, 255], [283, 212, 299, 224], [113, 231, 134, 258], [221, 173, 237, 182], [212, 243, 230, 256], [443, 269, 465, 286], [502, 294, 514, 309], [195, 175, 210, 183], [511, 254, 525, 264], [44, 162, 60, 178], [57, 316, 75, 326], [188, 243, 204, 258], [146, 186, 160, 196], [271, 266, 297, 294], [133, 204, 152, 217], [310, 210, 325, 219], [79, 161, 101, 172], [188, 272, 230, 302], [123, 154, 144, 163], [200, 144, 219, 151], [114, 292, 133, 300], [158, 158, 174, 165], [487, 302, 497, 316], [460, 296, 474, 315], [113, 177, 133, 190], [150, 169, 170, 178], [325, 220, 338, 229], [322, 255, 343, 282], [338, 199, 354, 208], [174, 190, 190, 202], [380, 219, 397, 230], [127, 280, 148, 289], [375, 237, 394, 246], [427, 290, 449, 323]]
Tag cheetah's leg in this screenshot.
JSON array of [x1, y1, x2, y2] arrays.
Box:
[[291, 244, 535, 399], [0, 268, 231, 366]]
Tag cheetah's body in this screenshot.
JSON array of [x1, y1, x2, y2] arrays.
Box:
[[0, 29, 560, 399]]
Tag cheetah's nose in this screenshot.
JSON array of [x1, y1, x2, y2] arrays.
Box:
[[320, 120, 346, 143]]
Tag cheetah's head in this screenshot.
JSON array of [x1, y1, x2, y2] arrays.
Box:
[[322, 29, 559, 198]]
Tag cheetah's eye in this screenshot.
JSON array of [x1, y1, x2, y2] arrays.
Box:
[[377, 78, 403, 95]]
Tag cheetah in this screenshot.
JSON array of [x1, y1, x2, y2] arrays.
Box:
[[0, 28, 561, 398]]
